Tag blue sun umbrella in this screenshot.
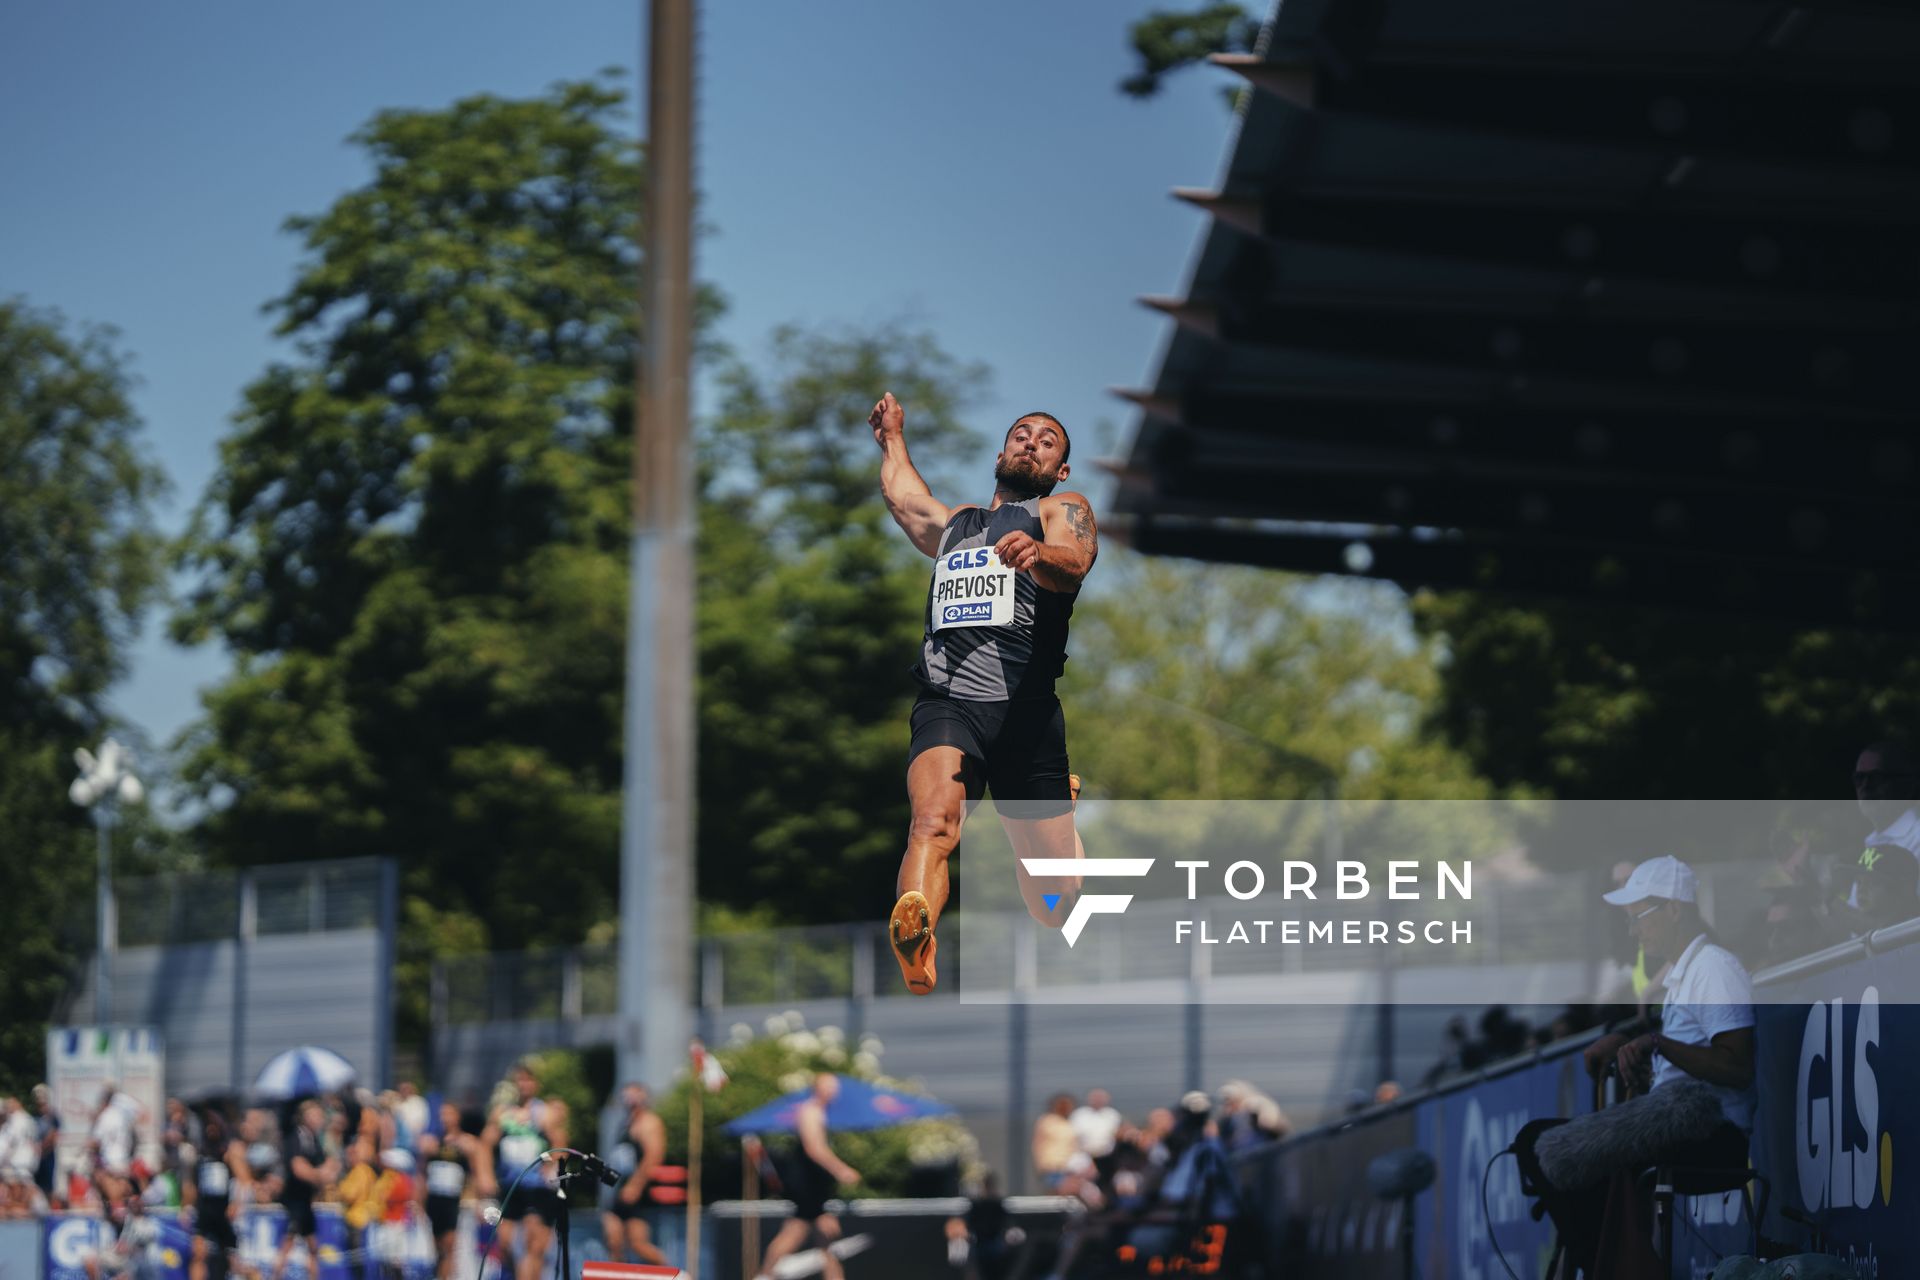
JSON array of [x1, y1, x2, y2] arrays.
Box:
[[722, 1076, 955, 1135], [253, 1046, 357, 1100]]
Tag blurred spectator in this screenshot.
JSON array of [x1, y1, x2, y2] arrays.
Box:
[[1215, 1082, 1259, 1149], [1470, 1006, 1531, 1067], [370, 1148, 416, 1280], [166, 1099, 203, 1156], [1214, 1081, 1286, 1150], [335, 1136, 380, 1233], [1372, 1081, 1401, 1107], [1031, 1095, 1076, 1190], [944, 1171, 1020, 1280], [268, 1099, 335, 1280], [1423, 1015, 1471, 1086], [393, 1084, 429, 1150], [1170, 1092, 1213, 1161], [2, 1096, 41, 1218], [2, 1097, 36, 1171], [1069, 1088, 1121, 1178], [421, 1102, 479, 1280], [602, 1083, 672, 1267], [478, 1063, 567, 1280], [1106, 1108, 1178, 1214], [1734, 829, 1834, 965], [32, 1086, 60, 1210], [1855, 841, 1920, 931], [1847, 740, 1920, 927], [89, 1086, 143, 1220], [141, 1139, 185, 1210], [187, 1112, 247, 1280], [1250, 1096, 1290, 1143], [242, 1109, 283, 1205]]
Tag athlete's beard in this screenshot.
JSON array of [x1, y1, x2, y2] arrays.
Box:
[[994, 455, 1056, 498]]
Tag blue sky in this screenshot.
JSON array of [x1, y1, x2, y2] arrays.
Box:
[[0, 1, 1238, 774]]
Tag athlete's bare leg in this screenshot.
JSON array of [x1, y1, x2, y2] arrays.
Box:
[[815, 1215, 845, 1280], [514, 1218, 550, 1280], [1003, 774, 1085, 925], [622, 1219, 669, 1266], [890, 747, 981, 994], [754, 1217, 814, 1279]]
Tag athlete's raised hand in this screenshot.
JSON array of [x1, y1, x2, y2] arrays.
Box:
[[994, 530, 1041, 572], [869, 391, 904, 448]]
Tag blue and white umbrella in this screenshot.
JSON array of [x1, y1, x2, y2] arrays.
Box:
[[254, 1046, 357, 1100]]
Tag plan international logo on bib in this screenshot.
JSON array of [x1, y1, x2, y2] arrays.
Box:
[[944, 601, 996, 625]]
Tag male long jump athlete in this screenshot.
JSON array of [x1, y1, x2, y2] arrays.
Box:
[[872, 391, 1097, 994]]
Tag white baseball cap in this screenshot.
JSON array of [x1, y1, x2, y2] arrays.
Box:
[[1602, 855, 1696, 906]]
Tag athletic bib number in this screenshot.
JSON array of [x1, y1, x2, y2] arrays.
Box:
[[198, 1162, 229, 1196], [931, 547, 1014, 631], [427, 1161, 466, 1197]]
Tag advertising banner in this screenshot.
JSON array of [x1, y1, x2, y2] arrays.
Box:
[[1412, 1048, 1591, 1280], [1749, 934, 1920, 1276], [46, 1027, 165, 1187], [44, 1207, 413, 1280]]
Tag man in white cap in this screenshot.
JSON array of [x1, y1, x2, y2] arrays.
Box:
[[1516, 856, 1756, 1276], [1584, 855, 1757, 1120]]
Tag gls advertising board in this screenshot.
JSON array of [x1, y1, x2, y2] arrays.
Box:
[[44, 1206, 456, 1280], [1240, 1032, 1752, 1279], [1751, 933, 1920, 1276]]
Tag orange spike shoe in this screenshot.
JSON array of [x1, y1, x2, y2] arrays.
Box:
[[889, 890, 938, 995]]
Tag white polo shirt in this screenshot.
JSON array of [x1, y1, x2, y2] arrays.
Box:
[[1654, 932, 1756, 1131]]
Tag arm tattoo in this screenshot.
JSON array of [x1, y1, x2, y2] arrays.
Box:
[[1062, 502, 1097, 553]]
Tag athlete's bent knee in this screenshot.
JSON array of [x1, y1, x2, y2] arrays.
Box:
[[907, 809, 962, 851]]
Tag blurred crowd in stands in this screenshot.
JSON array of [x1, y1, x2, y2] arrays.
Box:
[[1720, 738, 1920, 961]]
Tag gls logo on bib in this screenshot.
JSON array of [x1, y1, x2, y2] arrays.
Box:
[[932, 547, 1014, 631]]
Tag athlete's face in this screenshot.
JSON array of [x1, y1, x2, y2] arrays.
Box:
[[994, 418, 1070, 497]]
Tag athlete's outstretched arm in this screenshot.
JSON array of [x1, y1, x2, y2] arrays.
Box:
[[996, 491, 1098, 592], [872, 392, 968, 557]]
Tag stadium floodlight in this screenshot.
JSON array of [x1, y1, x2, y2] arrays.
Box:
[[71, 738, 142, 1023]]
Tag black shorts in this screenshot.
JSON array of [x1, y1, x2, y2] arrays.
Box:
[[608, 1194, 649, 1222], [501, 1186, 558, 1225], [908, 691, 1072, 818], [284, 1199, 318, 1238], [196, 1211, 238, 1252], [789, 1191, 833, 1225], [426, 1196, 460, 1237]]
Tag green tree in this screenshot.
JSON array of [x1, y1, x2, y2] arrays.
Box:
[[0, 300, 166, 1091], [1120, 3, 1258, 99], [1414, 592, 1920, 806], [1063, 555, 1486, 801], [173, 79, 652, 998], [696, 325, 987, 920], [654, 1012, 977, 1201]]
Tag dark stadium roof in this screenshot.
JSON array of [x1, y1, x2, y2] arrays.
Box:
[[1111, 0, 1920, 629]]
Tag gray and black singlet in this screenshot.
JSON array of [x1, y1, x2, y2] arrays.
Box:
[[913, 498, 1075, 701]]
